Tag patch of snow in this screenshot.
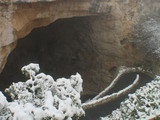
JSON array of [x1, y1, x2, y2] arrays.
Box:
[[21, 63, 40, 79], [140, 18, 160, 57], [0, 63, 84, 120], [100, 76, 160, 120], [0, 92, 8, 111]]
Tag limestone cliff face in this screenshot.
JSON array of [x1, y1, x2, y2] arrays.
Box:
[[1, 0, 160, 95]]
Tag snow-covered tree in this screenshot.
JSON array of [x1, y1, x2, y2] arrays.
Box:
[[0, 63, 156, 120], [100, 76, 160, 120], [0, 63, 84, 120]]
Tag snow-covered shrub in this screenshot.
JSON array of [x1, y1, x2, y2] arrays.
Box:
[[100, 76, 160, 120], [0, 92, 8, 111], [0, 63, 84, 120]]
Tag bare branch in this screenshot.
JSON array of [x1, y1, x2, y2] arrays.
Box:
[[82, 74, 139, 110]]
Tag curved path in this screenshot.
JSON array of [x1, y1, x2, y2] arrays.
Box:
[[80, 72, 153, 120]]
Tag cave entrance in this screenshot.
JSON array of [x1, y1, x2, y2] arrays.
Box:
[[0, 15, 118, 96]]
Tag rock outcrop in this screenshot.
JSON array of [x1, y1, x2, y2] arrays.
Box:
[[1, 0, 160, 95]]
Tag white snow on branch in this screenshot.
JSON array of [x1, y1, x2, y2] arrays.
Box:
[[100, 76, 160, 120], [21, 63, 40, 79], [0, 92, 8, 111], [0, 63, 84, 120], [82, 74, 139, 110]]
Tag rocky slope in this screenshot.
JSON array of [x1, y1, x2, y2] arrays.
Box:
[[1, 0, 160, 95]]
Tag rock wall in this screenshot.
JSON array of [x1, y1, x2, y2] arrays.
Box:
[[1, 0, 160, 95]]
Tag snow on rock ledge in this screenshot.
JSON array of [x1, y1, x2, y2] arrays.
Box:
[[0, 63, 84, 120]]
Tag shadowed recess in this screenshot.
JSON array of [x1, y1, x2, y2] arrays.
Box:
[[0, 15, 118, 95]]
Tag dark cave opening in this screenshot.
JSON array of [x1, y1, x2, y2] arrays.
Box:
[[0, 16, 106, 95], [0, 15, 155, 120], [0, 15, 134, 99]]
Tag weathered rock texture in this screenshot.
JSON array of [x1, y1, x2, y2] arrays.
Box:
[[1, 0, 160, 95]]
